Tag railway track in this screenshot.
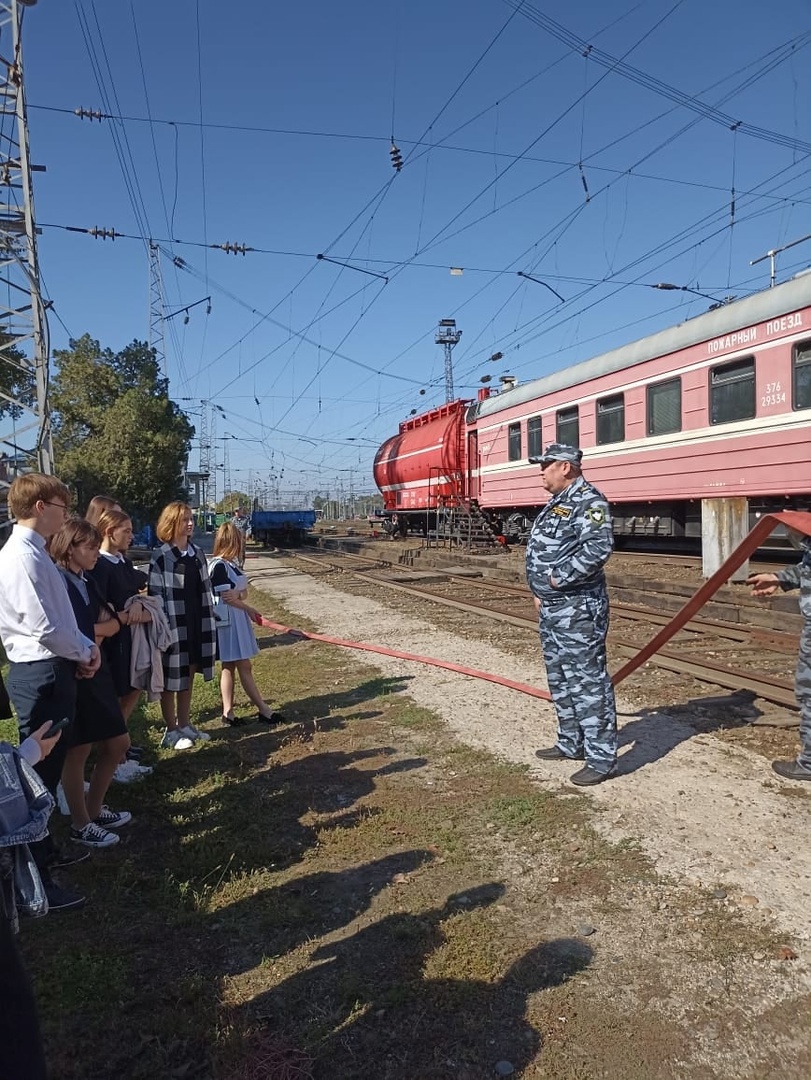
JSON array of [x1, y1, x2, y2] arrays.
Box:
[[254, 548, 798, 709]]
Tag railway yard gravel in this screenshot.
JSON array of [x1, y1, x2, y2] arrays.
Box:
[[251, 558, 811, 948]]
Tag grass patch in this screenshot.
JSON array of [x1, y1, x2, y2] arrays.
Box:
[[12, 583, 809, 1079], [487, 791, 583, 832], [0, 716, 18, 743]]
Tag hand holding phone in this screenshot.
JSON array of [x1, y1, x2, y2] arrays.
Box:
[[28, 718, 68, 762], [42, 716, 70, 738]]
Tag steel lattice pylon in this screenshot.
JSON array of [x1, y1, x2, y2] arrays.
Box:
[[148, 242, 166, 376], [0, 0, 51, 487]]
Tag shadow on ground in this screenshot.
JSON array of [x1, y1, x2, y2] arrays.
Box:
[[235, 882, 593, 1079], [616, 690, 765, 773]]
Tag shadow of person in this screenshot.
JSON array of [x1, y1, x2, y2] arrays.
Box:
[[616, 690, 764, 775], [191, 676, 412, 752], [242, 883, 593, 1077], [255, 630, 311, 651], [215, 849, 436, 976], [284, 677, 413, 721], [175, 747, 429, 873]]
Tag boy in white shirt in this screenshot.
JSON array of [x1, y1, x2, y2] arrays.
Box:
[[0, 473, 100, 910]]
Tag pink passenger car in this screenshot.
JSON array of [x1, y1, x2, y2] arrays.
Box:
[[374, 273, 811, 547]]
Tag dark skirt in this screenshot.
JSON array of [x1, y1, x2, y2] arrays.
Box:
[[70, 663, 128, 746], [102, 626, 135, 697], [180, 553, 204, 667]]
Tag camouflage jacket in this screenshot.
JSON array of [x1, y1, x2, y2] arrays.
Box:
[[777, 541, 811, 618], [525, 476, 613, 601]]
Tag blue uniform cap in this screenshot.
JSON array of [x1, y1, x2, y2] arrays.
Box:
[[528, 442, 583, 468]]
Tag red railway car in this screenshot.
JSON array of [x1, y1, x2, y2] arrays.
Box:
[[374, 272, 811, 551], [373, 401, 469, 529]]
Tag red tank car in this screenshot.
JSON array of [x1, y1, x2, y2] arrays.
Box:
[[373, 400, 469, 514]]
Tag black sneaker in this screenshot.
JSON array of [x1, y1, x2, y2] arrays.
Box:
[[51, 846, 90, 869], [45, 880, 87, 912], [126, 746, 145, 761], [535, 746, 584, 761], [70, 822, 120, 848]]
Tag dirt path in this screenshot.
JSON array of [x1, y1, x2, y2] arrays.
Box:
[[251, 562, 811, 947]]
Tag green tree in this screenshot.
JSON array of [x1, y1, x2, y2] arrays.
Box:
[[51, 334, 194, 520], [215, 491, 250, 514], [0, 334, 35, 422]]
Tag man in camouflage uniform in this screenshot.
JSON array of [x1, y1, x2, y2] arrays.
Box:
[[749, 539, 811, 780], [525, 443, 617, 785]]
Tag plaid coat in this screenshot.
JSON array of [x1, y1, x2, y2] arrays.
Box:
[[147, 543, 217, 691]]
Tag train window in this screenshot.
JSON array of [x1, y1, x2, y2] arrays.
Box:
[[647, 377, 681, 435], [710, 356, 755, 424], [556, 406, 579, 446], [527, 415, 543, 458], [508, 422, 522, 461], [596, 394, 625, 444], [793, 340, 811, 410]]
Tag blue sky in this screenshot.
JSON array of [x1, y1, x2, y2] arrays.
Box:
[[22, 0, 811, 503]]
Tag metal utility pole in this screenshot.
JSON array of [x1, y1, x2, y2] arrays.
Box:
[[198, 402, 210, 514], [0, 0, 52, 478], [222, 436, 232, 503], [208, 409, 218, 509], [148, 242, 166, 375], [751, 232, 811, 287], [435, 318, 462, 402]]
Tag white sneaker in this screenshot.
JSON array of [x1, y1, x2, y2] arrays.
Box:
[[112, 760, 153, 783], [180, 724, 211, 742], [57, 780, 90, 816], [160, 728, 195, 751]]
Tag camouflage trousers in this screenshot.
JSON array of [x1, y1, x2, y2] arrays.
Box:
[[539, 591, 617, 773], [796, 620, 811, 771]]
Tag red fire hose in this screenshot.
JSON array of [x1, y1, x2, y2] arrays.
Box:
[[255, 511, 811, 701], [255, 616, 553, 700]]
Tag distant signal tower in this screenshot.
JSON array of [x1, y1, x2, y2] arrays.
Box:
[[436, 318, 462, 402]]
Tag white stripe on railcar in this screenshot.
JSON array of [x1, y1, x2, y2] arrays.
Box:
[[479, 410, 810, 475], [476, 327, 809, 435]]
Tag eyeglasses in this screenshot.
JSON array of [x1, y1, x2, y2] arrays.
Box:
[[42, 501, 69, 513]]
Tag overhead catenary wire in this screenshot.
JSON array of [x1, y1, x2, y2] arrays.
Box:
[[74, 2, 152, 249], [363, 32, 811, 393], [44, 0, 672, 447], [502, 0, 811, 156], [129, 0, 192, 394], [46, 4, 811, 487], [233, 0, 695, 431]]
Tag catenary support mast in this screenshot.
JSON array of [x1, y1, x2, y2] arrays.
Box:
[[0, 0, 52, 478], [148, 242, 166, 375]]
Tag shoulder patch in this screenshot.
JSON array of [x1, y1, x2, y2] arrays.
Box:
[[586, 507, 607, 525], [551, 505, 572, 518]]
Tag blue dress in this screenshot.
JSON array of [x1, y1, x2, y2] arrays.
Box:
[[208, 558, 259, 663]]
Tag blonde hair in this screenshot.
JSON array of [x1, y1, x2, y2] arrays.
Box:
[[85, 495, 121, 526], [213, 521, 244, 563], [96, 508, 132, 545], [8, 473, 71, 520], [156, 501, 193, 544], [50, 518, 101, 569]]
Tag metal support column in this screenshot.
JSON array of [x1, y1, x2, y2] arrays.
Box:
[[0, 0, 51, 480]]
